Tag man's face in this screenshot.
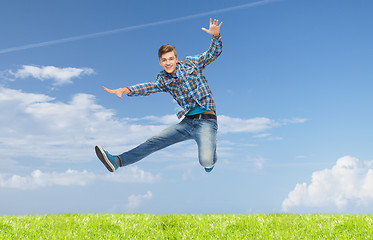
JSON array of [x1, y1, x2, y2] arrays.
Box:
[[159, 51, 178, 75]]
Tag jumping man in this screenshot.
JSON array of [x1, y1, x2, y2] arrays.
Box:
[[95, 18, 223, 173]]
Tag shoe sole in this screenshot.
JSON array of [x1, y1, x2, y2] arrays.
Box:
[[95, 145, 115, 172], [205, 166, 214, 172]]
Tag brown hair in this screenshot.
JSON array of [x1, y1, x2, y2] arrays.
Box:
[[158, 44, 177, 59]]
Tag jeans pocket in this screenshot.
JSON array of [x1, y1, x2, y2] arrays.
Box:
[[204, 119, 218, 131]]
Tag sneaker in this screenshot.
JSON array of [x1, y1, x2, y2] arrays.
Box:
[[95, 145, 118, 172], [205, 166, 214, 173]]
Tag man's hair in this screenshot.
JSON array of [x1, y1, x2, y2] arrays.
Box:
[[158, 44, 177, 59]]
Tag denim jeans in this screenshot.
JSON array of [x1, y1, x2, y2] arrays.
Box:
[[117, 116, 218, 169]]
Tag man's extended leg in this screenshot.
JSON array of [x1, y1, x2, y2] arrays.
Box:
[[117, 118, 193, 167]]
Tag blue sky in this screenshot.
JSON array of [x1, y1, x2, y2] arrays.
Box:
[[1, 0, 373, 215]]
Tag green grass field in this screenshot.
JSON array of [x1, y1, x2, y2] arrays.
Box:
[[1, 214, 372, 239]]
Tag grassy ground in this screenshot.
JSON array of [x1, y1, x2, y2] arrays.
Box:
[[0, 214, 372, 239]]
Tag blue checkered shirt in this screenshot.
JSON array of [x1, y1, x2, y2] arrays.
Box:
[[127, 35, 223, 118]]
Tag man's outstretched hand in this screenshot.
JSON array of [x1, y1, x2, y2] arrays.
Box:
[[202, 18, 223, 37], [103, 86, 130, 99]]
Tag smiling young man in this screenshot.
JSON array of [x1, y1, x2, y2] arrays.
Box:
[[95, 18, 223, 173]]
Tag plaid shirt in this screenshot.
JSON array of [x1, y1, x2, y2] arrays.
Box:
[[128, 35, 223, 119]]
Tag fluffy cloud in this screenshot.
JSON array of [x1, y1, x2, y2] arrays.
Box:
[[110, 191, 153, 212], [104, 167, 160, 184], [11, 65, 94, 85], [0, 166, 159, 190], [247, 154, 266, 169], [0, 86, 168, 165], [218, 115, 275, 134], [125, 191, 153, 211], [0, 169, 96, 190], [282, 156, 373, 212], [217, 116, 306, 134]]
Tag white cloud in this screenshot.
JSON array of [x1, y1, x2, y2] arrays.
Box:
[[0, 86, 54, 103], [125, 191, 153, 211], [141, 115, 179, 125], [110, 191, 153, 212], [253, 133, 282, 141], [0, 166, 159, 190], [104, 166, 160, 184], [218, 115, 305, 135], [247, 154, 266, 169], [280, 118, 308, 124], [0, 86, 168, 165], [11, 65, 94, 85], [218, 115, 275, 134], [0, 169, 95, 190], [253, 133, 272, 138], [282, 156, 373, 213]]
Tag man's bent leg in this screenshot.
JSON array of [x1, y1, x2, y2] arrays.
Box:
[[193, 119, 218, 171], [118, 118, 192, 167]]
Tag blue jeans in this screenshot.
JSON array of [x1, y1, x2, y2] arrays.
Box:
[[117, 117, 218, 169]]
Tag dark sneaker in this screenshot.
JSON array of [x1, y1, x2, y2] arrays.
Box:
[[205, 166, 214, 173], [95, 145, 118, 172]]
